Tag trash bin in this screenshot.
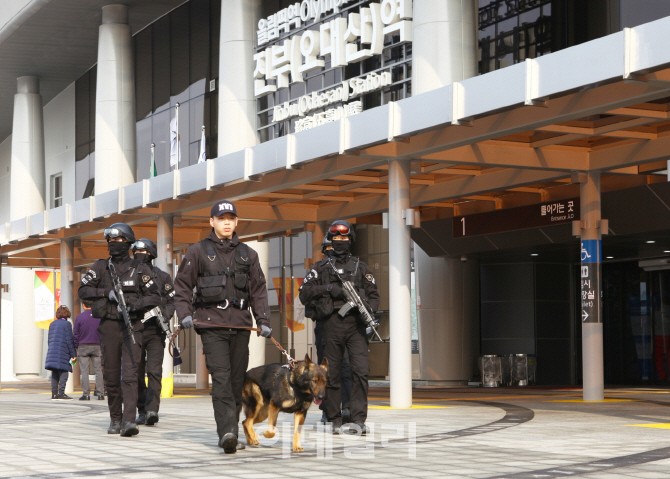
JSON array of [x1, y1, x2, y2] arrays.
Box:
[[508, 354, 536, 386], [478, 355, 503, 387]]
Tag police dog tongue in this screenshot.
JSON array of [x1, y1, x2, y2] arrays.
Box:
[[242, 354, 328, 452]]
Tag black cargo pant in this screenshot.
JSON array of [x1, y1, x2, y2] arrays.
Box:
[[98, 319, 144, 423], [137, 320, 166, 414], [199, 328, 250, 440], [315, 320, 352, 410], [323, 313, 369, 425]]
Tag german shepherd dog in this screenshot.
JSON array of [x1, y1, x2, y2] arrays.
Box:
[[242, 354, 328, 452]]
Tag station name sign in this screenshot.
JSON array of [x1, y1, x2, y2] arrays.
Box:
[[453, 198, 579, 238], [254, 0, 413, 128]]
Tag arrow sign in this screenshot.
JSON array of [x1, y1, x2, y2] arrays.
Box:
[[582, 310, 589, 322]]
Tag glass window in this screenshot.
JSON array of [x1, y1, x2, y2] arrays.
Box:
[[52, 174, 62, 208], [190, 0, 210, 94], [135, 27, 153, 121], [136, 118, 152, 181], [152, 16, 171, 113], [170, 5, 190, 100]]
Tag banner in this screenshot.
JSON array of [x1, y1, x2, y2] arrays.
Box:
[[34, 271, 61, 329], [272, 277, 305, 332]]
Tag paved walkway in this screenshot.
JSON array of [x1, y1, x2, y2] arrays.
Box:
[[2, 382, 670, 478]]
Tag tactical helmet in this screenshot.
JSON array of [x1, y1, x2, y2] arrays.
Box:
[[103, 223, 136, 243], [132, 238, 157, 259], [326, 220, 355, 243], [321, 235, 332, 254]]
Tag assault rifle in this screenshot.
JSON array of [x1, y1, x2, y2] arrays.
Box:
[[143, 306, 172, 336], [327, 258, 383, 342], [108, 259, 136, 344]]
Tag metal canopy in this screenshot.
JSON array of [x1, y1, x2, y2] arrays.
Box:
[[5, 16, 670, 268]]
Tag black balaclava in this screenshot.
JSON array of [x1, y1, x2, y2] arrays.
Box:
[[134, 252, 151, 264], [331, 239, 350, 257], [108, 241, 130, 259]]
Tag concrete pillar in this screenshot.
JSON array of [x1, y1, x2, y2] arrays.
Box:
[[11, 76, 45, 219], [60, 240, 74, 394], [0, 265, 2, 390], [95, 4, 136, 194], [218, 0, 260, 155], [156, 216, 174, 398], [389, 159, 412, 408], [580, 171, 604, 401], [10, 76, 45, 377], [412, 0, 478, 95], [247, 240, 268, 369]]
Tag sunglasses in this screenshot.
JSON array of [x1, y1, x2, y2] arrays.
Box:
[[329, 223, 350, 235]]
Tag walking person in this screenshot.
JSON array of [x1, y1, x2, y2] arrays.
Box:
[[74, 302, 104, 400], [46, 305, 77, 401], [78, 223, 161, 437], [132, 238, 175, 426], [174, 200, 272, 453], [299, 220, 380, 434]]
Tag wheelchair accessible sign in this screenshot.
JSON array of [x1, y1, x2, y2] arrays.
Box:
[[580, 240, 601, 323]]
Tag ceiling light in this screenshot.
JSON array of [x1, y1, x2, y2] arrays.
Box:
[[665, 251, 670, 254], [606, 256, 613, 259], [530, 254, 538, 257], [647, 240, 656, 244]]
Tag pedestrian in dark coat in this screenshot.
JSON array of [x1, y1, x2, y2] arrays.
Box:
[[45, 305, 77, 400]]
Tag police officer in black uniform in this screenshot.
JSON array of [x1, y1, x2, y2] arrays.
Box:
[[131, 239, 175, 427], [174, 200, 272, 453], [299, 220, 380, 434], [78, 223, 161, 436], [308, 236, 353, 425]]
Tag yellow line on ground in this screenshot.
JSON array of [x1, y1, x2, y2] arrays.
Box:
[[369, 405, 450, 409], [627, 423, 670, 429], [547, 399, 639, 403]]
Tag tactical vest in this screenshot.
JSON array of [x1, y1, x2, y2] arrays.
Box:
[[92, 259, 143, 320], [312, 255, 365, 320], [196, 239, 251, 305], [322, 255, 364, 295]]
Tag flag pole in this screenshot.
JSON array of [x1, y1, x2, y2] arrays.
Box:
[[150, 143, 156, 178], [175, 103, 180, 170]]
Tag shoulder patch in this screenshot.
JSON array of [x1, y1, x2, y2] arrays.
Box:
[[365, 273, 376, 285], [142, 275, 150, 282], [165, 283, 172, 291]]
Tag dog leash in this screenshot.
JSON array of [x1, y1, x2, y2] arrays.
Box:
[[168, 325, 295, 369]]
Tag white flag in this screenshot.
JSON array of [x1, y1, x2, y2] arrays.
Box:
[[198, 127, 206, 163], [169, 116, 181, 167]]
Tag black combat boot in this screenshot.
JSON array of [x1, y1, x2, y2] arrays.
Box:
[[120, 421, 139, 437], [107, 420, 121, 434]]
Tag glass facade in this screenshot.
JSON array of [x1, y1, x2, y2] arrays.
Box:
[[74, 0, 221, 194], [134, 0, 221, 180], [478, 0, 623, 75], [75, 66, 96, 200], [256, 0, 412, 142], [479, 0, 553, 74]]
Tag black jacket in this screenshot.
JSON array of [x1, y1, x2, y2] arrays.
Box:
[[151, 265, 176, 319], [299, 253, 380, 319], [173, 231, 270, 330], [78, 254, 161, 321]]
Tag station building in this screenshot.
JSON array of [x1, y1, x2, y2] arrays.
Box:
[[3, 0, 670, 404]]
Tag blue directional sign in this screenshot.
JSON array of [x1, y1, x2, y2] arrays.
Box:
[[580, 239, 601, 323], [581, 239, 601, 263]]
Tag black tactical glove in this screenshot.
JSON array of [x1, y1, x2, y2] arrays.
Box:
[[329, 284, 343, 299]]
